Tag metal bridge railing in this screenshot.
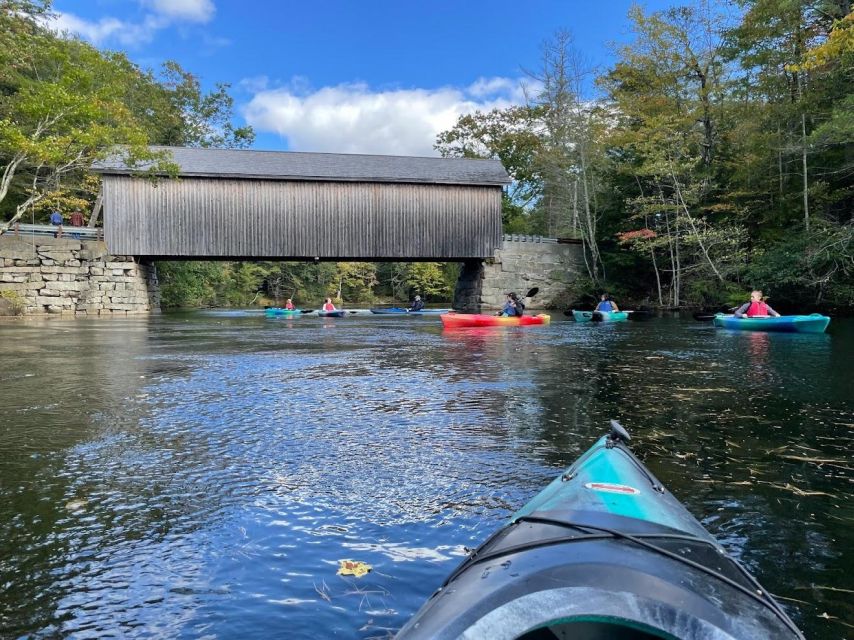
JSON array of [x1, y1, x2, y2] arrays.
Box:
[[1, 223, 103, 240], [501, 234, 559, 243]]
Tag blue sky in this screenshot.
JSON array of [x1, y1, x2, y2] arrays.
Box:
[[49, 0, 674, 155]]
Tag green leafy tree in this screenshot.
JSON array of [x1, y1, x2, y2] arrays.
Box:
[[0, 1, 175, 231]]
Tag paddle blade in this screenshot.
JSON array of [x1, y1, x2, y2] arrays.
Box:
[[525, 287, 539, 298]]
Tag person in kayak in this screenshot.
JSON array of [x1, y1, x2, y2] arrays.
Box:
[[408, 295, 424, 312], [734, 290, 780, 318], [285, 299, 295, 310], [322, 298, 337, 311], [497, 292, 525, 317], [595, 294, 619, 312]]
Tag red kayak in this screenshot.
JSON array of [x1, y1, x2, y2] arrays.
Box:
[[440, 313, 551, 328]]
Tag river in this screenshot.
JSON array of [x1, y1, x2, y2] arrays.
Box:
[[1, 311, 851, 639]]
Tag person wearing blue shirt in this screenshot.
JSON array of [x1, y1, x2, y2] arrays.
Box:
[[497, 292, 525, 317], [595, 294, 619, 312]]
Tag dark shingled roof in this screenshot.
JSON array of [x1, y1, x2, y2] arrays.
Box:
[[96, 146, 510, 186]]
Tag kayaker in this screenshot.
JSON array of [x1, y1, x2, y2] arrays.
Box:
[[734, 290, 780, 318], [322, 297, 337, 311], [408, 295, 424, 312], [595, 294, 619, 312], [285, 299, 295, 311], [497, 292, 524, 317]]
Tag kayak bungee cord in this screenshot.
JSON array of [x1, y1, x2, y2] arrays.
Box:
[[439, 516, 805, 639]]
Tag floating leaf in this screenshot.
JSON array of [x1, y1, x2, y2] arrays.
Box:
[[337, 560, 371, 578]]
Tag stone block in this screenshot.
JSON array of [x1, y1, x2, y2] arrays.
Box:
[[0, 273, 27, 283], [38, 251, 76, 263], [40, 266, 82, 274], [63, 260, 82, 267], [36, 240, 82, 251], [0, 239, 37, 260], [79, 243, 109, 261], [89, 267, 104, 276]]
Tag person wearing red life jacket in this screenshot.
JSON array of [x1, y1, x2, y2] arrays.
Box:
[[322, 297, 336, 312], [734, 290, 780, 318]]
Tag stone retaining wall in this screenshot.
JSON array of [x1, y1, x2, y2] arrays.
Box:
[[0, 236, 159, 315], [453, 239, 584, 312]]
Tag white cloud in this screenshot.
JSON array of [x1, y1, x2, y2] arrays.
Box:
[[50, 12, 163, 47], [243, 78, 528, 156], [141, 0, 215, 23], [47, 1, 216, 47]]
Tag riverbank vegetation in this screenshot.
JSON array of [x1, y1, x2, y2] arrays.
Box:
[[438, 1, 853, 312], [1, 1, 851, 311]]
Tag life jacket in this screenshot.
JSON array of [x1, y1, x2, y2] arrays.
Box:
[[285, 302, 295, 310], [746, 301, 770, 317], [596, 301, 614, 312], [323, 302, 335, 311]]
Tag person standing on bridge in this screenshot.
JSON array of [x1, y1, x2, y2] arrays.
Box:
[[49, 210, 63, 237], [322, 297, 337, 312], [69, 210, 84, 227]]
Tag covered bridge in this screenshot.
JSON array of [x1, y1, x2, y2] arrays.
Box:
[[96, 146, 510, 260]]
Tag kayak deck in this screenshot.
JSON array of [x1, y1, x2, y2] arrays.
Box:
[[396, 423, 804, 640]]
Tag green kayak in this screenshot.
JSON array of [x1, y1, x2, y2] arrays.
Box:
[[572, 309, 629, 323]]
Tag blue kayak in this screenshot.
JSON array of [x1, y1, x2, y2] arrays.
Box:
[[713, 313, 830, 333], [396, 422, 804, 640], [370, 308, 452, 315]]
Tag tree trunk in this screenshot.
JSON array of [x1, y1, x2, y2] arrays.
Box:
[[801, 112, 810, 232]]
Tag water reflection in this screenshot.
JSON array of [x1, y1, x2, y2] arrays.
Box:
[[0, 314, 851, 639]]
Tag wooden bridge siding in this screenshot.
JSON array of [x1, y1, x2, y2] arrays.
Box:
[[103, 176, 501, 258]]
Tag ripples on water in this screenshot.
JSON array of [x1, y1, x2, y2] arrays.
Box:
[[1, 313, 852, 639]]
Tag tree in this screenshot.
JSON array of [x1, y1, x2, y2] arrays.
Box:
[[601, 3, 743, 305], [0, 2, 175, 232]]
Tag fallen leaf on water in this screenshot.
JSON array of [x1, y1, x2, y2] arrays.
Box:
[[337, 560, 371, 578]]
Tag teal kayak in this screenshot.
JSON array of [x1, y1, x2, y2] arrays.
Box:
[[572, 309, 629, 322], [713, 313, 830, 333], [396, 423, 804, 640], [265, 308, 301, 317]]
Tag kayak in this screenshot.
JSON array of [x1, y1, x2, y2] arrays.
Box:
[[265, 308, 301, 317], [396, 423, 805, 640], [316, 310, 347, 318], [440, 313, 550, 328], [713, 313, 830, 334], [370, 308, 452, 315], [572, 309, 629, 322]]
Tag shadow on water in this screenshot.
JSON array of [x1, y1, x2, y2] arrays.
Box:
[[0, 313, 851, 638]]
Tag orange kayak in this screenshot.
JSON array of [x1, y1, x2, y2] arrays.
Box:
[[440, 313, 551, 328]]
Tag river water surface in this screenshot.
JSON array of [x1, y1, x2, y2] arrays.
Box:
[[1, 311, 852, 639]]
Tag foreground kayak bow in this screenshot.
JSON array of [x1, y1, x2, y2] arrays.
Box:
[[396, 422, 804, 640]]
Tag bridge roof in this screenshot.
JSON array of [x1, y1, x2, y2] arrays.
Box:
[[97, 146, 511, 187]]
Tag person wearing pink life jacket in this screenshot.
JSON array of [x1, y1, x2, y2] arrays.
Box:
[[734, 290, 780, 318], [285, 298, 295, 310], [322, 297, 337, 312]]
